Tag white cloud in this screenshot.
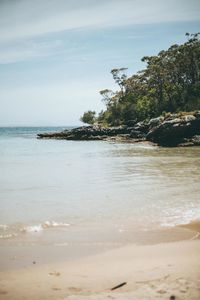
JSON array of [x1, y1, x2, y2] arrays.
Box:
[[0, 40, 63, 64], [0, 0, 199, 125], [0, 0, 199, 43]]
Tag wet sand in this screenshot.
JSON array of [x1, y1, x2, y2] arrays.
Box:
[[0, 221, 200, 300], [0, 222, 197, 271], [179, 220, 200, 236]]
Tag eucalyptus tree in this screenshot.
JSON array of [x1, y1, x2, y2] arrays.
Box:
[[81, 33, 200, 126]]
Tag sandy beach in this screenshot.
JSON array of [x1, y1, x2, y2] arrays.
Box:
[[1, 0, 200, 298], [0, 222, 200, 300]]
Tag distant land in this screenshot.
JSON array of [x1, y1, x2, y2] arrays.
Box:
[[38, 33, 200, 147]]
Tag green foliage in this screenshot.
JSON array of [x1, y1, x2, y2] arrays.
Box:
[[80, 110, 96, 125], [81, 33, 200, 126]]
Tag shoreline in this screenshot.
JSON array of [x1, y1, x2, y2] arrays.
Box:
[[0, 221, 200, 299], [178, 220, 200, 234], [37, 110, 200, 147], [0, 220, 199, 272]]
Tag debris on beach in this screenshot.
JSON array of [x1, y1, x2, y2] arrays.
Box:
[[111, 282, 127, 290]]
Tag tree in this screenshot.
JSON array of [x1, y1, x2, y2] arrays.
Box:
[[80, 110, 96, 125], [99, 89, 114, 107], [111, 68, 128, 95], [83, 33, 200, 126]]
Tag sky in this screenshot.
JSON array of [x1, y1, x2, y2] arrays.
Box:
[[0, 0, 200, 126]]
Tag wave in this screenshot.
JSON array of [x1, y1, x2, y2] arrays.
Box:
[[161, 208, 200, 228], [22, 221, 70, 233], [0, 220, 71, 239]]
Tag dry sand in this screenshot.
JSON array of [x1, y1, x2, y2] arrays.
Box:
[[0, 222, 200, 300]]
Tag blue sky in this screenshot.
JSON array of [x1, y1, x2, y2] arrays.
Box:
[[0, 0, 200, 126]]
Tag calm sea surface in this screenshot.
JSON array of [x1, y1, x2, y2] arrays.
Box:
[[0, 127, 200, 247]]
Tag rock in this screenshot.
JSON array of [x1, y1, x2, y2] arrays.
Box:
[[37, 125, 135, 141], [129, 129, 146, 139], [178, 135, 200, 147], [146, 112, 200, 146], [37, 111, 200, 147], [148, 116, 164, 129], [133, 121, 149, 134]]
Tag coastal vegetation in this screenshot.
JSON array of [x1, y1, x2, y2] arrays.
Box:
[[81, 33, 200, 126], [80, 110, 96, 125]]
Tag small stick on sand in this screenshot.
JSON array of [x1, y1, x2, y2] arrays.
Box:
[[111, 282, 127, 290]]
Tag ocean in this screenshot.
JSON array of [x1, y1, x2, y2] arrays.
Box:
[[0, 127, 200, 268]]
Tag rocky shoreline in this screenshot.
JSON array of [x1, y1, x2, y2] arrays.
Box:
[[37, 111, 200, 147]]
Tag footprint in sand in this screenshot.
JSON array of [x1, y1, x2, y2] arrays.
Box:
[[49, 271, 61, 277], [0, 289, 7, 295], [52, 287, 61, 291], [157, 289, 167, 294], [68, 287, 82, 293]]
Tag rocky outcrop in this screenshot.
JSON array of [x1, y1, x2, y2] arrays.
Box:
[[146, 111, 200, 146], [37, 111, 200, 147], [37, 125, 145, 141]]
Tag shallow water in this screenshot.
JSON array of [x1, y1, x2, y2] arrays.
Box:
[[0, 127, 200, 246]]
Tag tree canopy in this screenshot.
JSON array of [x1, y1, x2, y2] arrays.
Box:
[[80, 110, 96, 125], [81, 33, 200, 126]]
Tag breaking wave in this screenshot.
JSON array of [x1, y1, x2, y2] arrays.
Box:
[[0, 221, 71, 239]]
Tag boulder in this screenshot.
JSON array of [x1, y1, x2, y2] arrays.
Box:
[[146, 112, 200, 146]]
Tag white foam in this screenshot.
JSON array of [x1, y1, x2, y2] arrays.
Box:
[[23, 224, 43, 233], [0, 224, 9, 230], [43, 221, 70, 228], [161, 222, 176, 228], [160, 207, 200, 228], [21, 221, 70, 234], [0, 233, 17, 239]]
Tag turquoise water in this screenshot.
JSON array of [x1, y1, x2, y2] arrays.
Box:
[[0, 127, 200, 242]]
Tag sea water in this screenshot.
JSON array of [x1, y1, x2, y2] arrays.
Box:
[[0, 127, 200, 253]]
